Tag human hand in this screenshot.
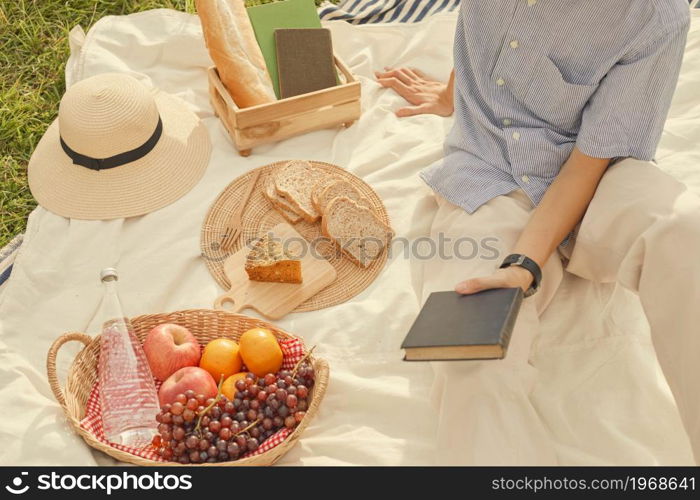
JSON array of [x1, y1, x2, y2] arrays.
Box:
[[455, 266, 533, 295], [374, 67, 454, 117]]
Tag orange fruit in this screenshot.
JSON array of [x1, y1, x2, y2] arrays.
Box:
[[221, 372, 248, 400], [199, 338, 242, 384], [239, 328, 283, 377]]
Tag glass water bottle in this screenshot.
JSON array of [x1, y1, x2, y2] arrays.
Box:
[[97, 268, 159, 447]]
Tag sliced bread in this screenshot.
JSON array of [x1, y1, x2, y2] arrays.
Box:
[[310, 175, 341, 210], [314, 179, 371, 214], [321, 197, 393, 268], [273, 160, 325, 223], [262, 173, 303, 224], [245, 234, 302, 284]]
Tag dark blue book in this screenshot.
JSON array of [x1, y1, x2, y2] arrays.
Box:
[[401, 288, 523, 361]]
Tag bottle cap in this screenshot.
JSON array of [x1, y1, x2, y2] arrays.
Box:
[[100, 268, 119, 282]]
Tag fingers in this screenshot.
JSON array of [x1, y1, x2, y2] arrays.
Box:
[[376, 76, 413, 98], [410, 67, 427, 78], [401, 68, 420, 80], [396, 103, 431, 117], [374, 69, 394, 81], [375, 70, 410, 85], [375, 67, 417, 85], [455, 275, 505, 295]]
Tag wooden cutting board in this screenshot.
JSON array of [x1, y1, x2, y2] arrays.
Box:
[[214, 222, 337, 319]]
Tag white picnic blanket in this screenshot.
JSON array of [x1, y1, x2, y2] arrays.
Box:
[[1, 8, 699, 465]]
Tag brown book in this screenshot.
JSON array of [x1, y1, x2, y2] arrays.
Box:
[[401, 289, 523, 361], [274, 28, 338, 99]]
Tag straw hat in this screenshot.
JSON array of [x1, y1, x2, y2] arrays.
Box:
[[28, 73, 211, 219]]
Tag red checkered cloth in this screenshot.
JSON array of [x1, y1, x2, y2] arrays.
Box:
[[280, 336, 305, 370], [79, 336, 305, 462]]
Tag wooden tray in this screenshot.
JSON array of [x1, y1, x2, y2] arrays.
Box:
[[208, 55, 361, 156], [201, 161, 391, 313], [214, 222, 337, 319]]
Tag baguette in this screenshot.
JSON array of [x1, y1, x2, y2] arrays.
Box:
[[321, 196, 393, 268], [196, 0, 275, 108]]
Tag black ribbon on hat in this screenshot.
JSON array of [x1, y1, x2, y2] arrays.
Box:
[[59, 116, 163, 171]]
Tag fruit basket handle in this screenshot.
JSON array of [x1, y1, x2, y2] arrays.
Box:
[[46, 332, 92, 408]]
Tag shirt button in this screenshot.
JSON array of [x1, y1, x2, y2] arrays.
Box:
[[512, 132, 521, 140], [522, 175, 530, 183], [527, 0, 537, 5], [496, 78, 505, 86], [509, 40, 519, 49], [502, 118, 512, 126]]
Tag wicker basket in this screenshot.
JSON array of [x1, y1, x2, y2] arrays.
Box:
[[46, 309, 329, 466]]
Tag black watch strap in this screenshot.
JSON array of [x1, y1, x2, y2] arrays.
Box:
[[499, 254, 542, 297]]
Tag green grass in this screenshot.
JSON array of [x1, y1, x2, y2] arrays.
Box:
[[0, 0, 329, 248]]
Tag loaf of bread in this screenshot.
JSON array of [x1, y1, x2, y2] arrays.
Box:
[[245, 234, 302, 284], [196, 0, 276, 108], [322, 197, 393, 268]]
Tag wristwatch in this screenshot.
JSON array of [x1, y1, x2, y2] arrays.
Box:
[[499, 254, 542, 297]]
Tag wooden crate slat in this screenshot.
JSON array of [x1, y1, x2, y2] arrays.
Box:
[[232, 100, 361, 150], [208, 67, 238, 127], [334, 56, 354, 83], [235, 82, 360, 129]]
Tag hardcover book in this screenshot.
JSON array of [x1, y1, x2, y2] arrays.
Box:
[[246, 0, 322, 98], [274, 28, 338, 99], [401, 288, 523, 361]]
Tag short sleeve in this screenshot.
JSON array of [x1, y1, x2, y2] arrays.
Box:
[[576, 16, 690, 160]]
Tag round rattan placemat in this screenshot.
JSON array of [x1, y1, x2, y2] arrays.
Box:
[[201, 161, 391, 312]]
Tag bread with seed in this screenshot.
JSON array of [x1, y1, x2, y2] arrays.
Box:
[[262, 172, 303, 224], [274, 160, 325, 223], [314, 179, 371, 214], [321, 196, 393, 268]]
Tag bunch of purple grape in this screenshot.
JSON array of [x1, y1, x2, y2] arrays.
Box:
[[152, 362, 315, 463]]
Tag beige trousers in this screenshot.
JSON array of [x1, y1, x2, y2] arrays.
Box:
[[422, 158, 700, 464]]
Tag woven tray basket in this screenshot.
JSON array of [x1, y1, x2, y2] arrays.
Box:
[[46, 309, 329, 466], [201, 160, 392, 313]]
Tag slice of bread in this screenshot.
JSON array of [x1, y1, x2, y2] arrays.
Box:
[[245, 234, 302, 284], [310, 175, 341, 210], [314, 179, 371, 214], [321, 197, 393, 268], [273, 160, 325, 223], [262, 173, 303, 224]]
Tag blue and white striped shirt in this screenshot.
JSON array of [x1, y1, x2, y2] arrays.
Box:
[[420, 0, 691, 213]]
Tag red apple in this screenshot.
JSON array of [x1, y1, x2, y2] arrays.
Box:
[[143, 323, 201, 381], [158, 367, 218, 406]]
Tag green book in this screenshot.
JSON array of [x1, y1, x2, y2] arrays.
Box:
[[246, 0, 322, 98]]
